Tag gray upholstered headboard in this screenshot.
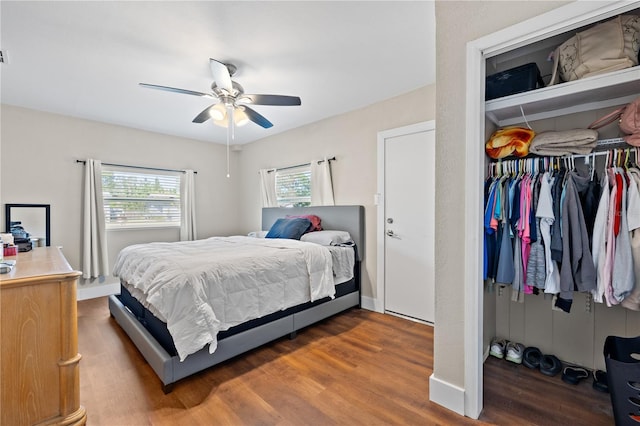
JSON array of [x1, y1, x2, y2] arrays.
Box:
[[262, 205, 365, 261]]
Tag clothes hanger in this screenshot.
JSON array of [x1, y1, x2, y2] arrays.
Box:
[[625, 148, 630, 170], [618, 149, 624, 169]]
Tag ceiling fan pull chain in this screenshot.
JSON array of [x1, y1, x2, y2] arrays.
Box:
[[230, 106, 235, 141], [225, 105, 233, 178], [226, 124, 231, 179]]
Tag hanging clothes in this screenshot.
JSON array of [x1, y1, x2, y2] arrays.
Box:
[[520, 174, 534, 295], [484, 151, 640, 313], [526, 173, 546, 289], [556, 169, 597, 313], [580, 177, 601, 247], [496, 176, 515, 285], [602, 167, 619, 306], [611, 167, 634, 304], [622, 167, 640, 310], [484, 177, 499, 281], [537, 171, 560, 294], [591, 171, 610, 303], [550, 168, 565, 263]]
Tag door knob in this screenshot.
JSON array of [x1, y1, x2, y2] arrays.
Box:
[[386, 230, 395, 237]]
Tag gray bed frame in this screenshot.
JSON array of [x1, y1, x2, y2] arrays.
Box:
[[108, 205, 364, 392]]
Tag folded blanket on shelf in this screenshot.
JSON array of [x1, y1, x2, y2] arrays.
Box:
[[529, 129, 598, 156]]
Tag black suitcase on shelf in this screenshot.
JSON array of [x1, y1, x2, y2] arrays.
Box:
[[485, 62, 544, 101]]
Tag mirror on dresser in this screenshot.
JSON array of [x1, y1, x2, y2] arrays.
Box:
[[4, 203, 51, 247]]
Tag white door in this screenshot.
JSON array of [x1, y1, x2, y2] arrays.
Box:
[[377, 121, 435, 323]]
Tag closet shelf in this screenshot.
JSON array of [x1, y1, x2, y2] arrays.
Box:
[[485, 66, 640, 127]]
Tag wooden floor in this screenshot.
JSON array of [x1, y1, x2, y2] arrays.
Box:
[[77, 297, 614, 425]]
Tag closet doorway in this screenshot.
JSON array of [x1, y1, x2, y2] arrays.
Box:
[[377, 121, 435, 323], [458, 1, 640, 419]]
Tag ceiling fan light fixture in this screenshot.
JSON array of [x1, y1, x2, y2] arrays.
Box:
[[213, 106, 249, 127], [234, 107, 250, 127], [208, 103, 226, 121]]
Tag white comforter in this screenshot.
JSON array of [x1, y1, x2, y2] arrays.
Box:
[[112, 236, 335, 361]]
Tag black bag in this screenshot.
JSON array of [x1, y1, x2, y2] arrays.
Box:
[[485, 62, 544, 101], [604, 335, 640, 425]]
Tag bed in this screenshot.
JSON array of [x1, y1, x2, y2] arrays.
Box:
[[108, 205, 364, 392]]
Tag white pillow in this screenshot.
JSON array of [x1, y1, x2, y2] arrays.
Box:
[[247, 230, 268, 238], [300, 230, 353, 246]]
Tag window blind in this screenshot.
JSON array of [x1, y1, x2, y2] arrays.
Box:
[[102, 166, 181, 228], [275, 166, 311, 207]]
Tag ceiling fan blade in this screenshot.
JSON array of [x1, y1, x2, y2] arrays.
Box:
[[243, 106, 273, 129], [139, 83, 213, 98], [241, 94, 301, 106], [209, 58, 233, 93], [192, 105, 217, 123]]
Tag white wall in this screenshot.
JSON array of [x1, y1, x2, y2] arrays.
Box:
[[237, 85, 436, 300], [1, 104, 243, 295]]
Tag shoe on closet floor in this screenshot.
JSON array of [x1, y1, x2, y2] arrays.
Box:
[[522, 347, 542, 369], [505, 342, 525, 364], [539, 354, 563, 377], [592, 370, 609, 393], [489, 338, 507, 359], [561, 366, 589, 385]]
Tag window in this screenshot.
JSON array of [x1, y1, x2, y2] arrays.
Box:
[[275, 166, 311, 207], [102, 166, 181, 229]]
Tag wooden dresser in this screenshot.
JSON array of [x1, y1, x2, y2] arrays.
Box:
[[0, 247, 86, 425]]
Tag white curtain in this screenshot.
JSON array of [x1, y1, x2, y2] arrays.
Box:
[[180, 170, 197, 241], [259, 168, 278, 207], [311, 157, 335, 205], [82, 159, 109, 279]]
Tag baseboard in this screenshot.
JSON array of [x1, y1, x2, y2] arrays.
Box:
[[77, 282, 120, 301], [429, 373, 466, 416], [360, 296, 383, 312]]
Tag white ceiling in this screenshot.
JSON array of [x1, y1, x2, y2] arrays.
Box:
[[0, 1, 435, 145]]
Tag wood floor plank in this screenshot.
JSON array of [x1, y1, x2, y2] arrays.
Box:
[[77, 297, 613, 425]]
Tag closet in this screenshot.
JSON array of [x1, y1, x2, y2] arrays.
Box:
[[482, 7, 640, 372]]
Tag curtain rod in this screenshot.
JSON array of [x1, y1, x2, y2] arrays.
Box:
[[76, 160, 197, 174], [267, 156, 336, 173]]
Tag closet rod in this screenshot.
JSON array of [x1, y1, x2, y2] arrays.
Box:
[[76, 160, 197, 174], [267, 156, 336, 173], [568, 150, 626, 160], [490, 148, 640, 177], [493, 149, 635, 163]]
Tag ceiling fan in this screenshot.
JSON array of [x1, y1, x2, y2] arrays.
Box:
[[139, 58, 302, 130]]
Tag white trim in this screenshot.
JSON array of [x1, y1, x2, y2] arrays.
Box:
[[376, 121, 436, 314], [479, 1, 639, 59], [77, 281, 120, 301], [463, 38, 485, 421], [385, 310, 433, 327], [461, 0, 637, 419], [429, 373, 465, 417], [360, 295, 380, 312]]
